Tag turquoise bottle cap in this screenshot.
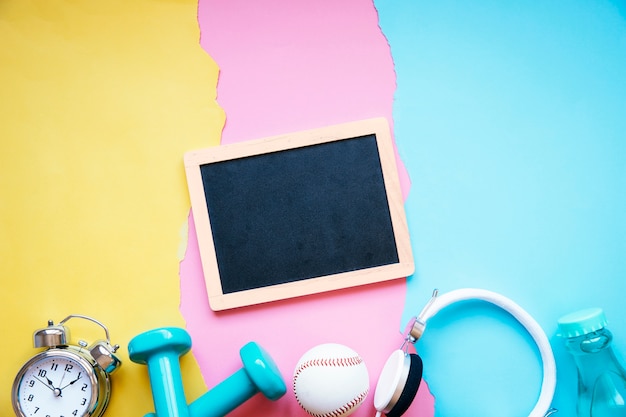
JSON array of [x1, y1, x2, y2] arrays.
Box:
[[557, 307, 607, 338]]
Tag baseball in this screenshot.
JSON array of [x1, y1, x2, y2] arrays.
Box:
[[293, 343, 369, 417]]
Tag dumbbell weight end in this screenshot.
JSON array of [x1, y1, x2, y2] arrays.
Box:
[[188, 342, 286, 417]]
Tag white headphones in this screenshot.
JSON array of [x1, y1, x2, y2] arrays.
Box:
[[373, 288, 558, 417]]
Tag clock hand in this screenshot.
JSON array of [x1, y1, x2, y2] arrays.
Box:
[[57, 371, 66, 389], [59, 373, 82, 391], [34, 376, 62, 397], [34, 376, 55, 392]]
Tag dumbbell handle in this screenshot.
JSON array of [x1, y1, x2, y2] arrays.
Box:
[[142, 370, 252, 417], [141, 370, 261, 417], [188, 369, 255, 417], [144, 351, 190, 417]]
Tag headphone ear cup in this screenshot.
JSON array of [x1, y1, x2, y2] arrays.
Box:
[[374, 350, 423, 417], [386, 353, 422, 417]]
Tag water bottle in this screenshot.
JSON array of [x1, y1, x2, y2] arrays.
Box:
[[558, 308, 626, 417]]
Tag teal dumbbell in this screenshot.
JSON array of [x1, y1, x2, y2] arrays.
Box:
[[128, 328, 192, 417], [128, 327, 286, 417]]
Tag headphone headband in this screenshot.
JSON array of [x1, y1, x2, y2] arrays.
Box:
[[408, 288, 557, 417]]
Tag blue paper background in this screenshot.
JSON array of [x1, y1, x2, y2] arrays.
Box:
[[375, 1, 626, 415]]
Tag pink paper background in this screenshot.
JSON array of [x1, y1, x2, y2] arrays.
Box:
[[180, 1, 434, 415]]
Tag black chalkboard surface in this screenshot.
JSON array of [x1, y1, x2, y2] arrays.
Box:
[[184, 118, 414, 310]]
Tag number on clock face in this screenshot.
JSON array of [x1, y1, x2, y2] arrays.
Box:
[[17, 354, 93, 417]]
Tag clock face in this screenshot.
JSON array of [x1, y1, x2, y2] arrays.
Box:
[[15, 351, 96, 417]]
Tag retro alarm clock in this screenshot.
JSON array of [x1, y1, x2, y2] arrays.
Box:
[[12, 314, 121, 417]]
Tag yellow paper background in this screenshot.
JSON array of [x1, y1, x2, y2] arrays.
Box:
[[0, 0, 224, 414]]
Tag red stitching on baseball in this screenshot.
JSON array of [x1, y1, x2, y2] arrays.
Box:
[[294, 355, 363, 378], [293, 355, 367, 417]]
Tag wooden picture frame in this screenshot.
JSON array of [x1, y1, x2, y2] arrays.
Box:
[[184, 117, 414, 310]]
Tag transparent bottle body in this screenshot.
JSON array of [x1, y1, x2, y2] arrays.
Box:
[[564, 329, 626, 417]]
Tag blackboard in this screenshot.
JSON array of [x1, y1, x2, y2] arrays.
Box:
[[184, 118, 414, 310]]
